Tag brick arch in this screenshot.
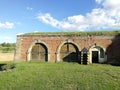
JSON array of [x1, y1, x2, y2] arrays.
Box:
[[88, 44, 106, 64], [88, 44, 106, 52], [27, 40, 50, 61], [56, 40, 81, 62]]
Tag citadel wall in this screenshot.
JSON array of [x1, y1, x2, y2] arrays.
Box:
[[14, 34, 120, 64]]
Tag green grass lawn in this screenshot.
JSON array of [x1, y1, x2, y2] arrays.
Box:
[[0, 62, 120, 90]]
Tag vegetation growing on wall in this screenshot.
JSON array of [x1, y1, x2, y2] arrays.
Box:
[[0, 43, 15, 53], [24, 30, 120, 36]]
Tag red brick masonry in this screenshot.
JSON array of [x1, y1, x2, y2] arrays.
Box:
[[14, 34, 120, 64]]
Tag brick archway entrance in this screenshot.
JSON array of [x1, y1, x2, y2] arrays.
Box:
[[89, 45, 106, 63], [31, 43, 48, 61], [27, 40, 49, 61], [56, 40, 81, 63], [60, 43, 79, 62]]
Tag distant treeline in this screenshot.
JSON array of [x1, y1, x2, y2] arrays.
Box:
[[0, 42, 15, 53]]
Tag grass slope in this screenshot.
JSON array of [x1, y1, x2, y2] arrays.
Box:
[[24, 30, 120, 36], [0, 62, 120, 90]]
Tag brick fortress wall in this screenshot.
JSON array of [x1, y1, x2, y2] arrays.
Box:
[[14, 34, 120, 64]]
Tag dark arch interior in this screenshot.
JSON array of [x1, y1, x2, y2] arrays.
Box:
[[92, 51, 99, 63], [60, 43, 80, 63], [31, 43, 48, 61], [83, 53, 87, 64]]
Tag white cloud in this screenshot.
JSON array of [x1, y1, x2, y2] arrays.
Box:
[[0, 22, 14, 29], [38, 13, 60, 27], [16, 33, 24, 35], [95, 0, 104, 4], [37, 13, 88, 31], [102, 0, 120, 9], [37, 0, 120, 31], [26, 7, 33, 10]]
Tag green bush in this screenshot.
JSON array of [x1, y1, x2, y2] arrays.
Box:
[[0, 47, 15, 53]]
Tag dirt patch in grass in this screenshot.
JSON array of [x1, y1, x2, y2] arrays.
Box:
[[0, 53, 14, 61]]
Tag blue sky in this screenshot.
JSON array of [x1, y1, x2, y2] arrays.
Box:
[[0, 0, 120, 43]]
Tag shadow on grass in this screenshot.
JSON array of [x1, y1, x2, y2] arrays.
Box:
[[110, 63, 120, 66], [0, 64, 7, 71], [0, 63, 15, 71]]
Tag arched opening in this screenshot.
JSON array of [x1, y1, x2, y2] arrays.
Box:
[[60, 43, 80, 63], [89, 45, 106, 63], [30, 43, 48, 61]]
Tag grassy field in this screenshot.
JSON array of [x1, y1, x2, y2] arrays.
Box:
[[0, 62, 120, 90]]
